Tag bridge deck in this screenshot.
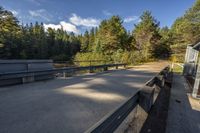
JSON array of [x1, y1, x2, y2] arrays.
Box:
[[0, 61, 168, 133]]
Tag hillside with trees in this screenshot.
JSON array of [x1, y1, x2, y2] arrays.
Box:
[[0, 0, 200, 64], [171, 0, 200, 61]]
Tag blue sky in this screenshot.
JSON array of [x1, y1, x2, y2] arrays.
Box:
[[0, 0, 196, 34]]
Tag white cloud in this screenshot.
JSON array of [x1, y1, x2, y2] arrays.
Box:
[[69, 13, 100, 27], [10, 10, 18, 16], [124, 16, 140, 23], [44, 23, 61, 30], [29, 9, 51, 21], [44, 21, 79, 34], [60, 21, 79, 33], [103, 10, 112, 16]]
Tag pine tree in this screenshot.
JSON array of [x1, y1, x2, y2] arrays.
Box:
[[133, 11, 161, 60], [171, 0, 200, 45], [81, 30, 90, 52], [97, 16, 127, 56], [0, 6, 21, 58]]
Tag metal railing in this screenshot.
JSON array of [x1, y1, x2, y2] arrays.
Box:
[[0, 63, 126, 79], [0, 63, 126, 86], [53, 60, 115, 68], [85, 66, 172, 133]]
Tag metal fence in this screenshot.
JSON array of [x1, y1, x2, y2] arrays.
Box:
[[183, 46, 199, 77], [183, 43, 200, 98], [85, 66, 172, 133]]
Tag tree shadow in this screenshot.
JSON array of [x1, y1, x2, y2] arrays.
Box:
[[139, 73, 200, 133], [165, 73, 200, 133], [0, 68, 162, 133]]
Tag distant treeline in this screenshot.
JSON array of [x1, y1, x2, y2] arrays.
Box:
[[0, 0, 200, 63], [0, 7, 81, 60]]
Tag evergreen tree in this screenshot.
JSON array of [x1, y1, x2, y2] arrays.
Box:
[[97, 16, 127, 56], [81, 30, 90, 52], [0, 6, 81, 61], [133, 11, 161, 60], [0, 6, 21, 58], [171, 0, 200, 45]]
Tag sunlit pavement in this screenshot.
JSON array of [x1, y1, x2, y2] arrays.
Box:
[[0, 61, 168, 133]]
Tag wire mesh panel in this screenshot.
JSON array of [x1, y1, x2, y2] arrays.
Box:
[[183, 46, 199, 77], [192, 58, 200, 98], [183, 44, 200, 98]]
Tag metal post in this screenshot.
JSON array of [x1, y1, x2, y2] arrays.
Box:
[[63, 72, 66, 78], [26, 63, 29, 71], [183, 46, 191, 75], [103, 66, 108, 71], [89, 61, 94, 73], [116, 65, 118, 69], [192, 58, 200, 98], [185, 46, 191, 63]]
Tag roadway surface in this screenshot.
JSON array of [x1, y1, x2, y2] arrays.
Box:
[[0, 61, 168, 133]]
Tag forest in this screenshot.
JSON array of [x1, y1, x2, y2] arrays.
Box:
[[0, 0, 200, 64]]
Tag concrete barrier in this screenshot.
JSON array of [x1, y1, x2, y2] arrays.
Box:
[[0, 61, 126, 86], [0, 60, 53, 73], [0, 60, 53, 86]]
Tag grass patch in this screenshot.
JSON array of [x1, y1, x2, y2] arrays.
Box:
[[172, 63, 183, 74]]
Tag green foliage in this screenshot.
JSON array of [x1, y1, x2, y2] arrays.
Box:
[[97, 16, 128, 55], [0, 7, 81, 60], [75, 50, 146, 66], [171, 0, 200, 44], [6, 2, 200, 64], [81, 30, 90, 52], [116, 51, 146, 64], [75, 52, 108, 66], [151, 27, 172, 58], [169, 0, 200, 61], [77, 16, 138, 65], [132, 11, 162, 60], [79, 28, 97, 53], [0, 6, 21, 58]]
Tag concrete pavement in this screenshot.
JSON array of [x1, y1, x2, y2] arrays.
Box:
[[0, 61, 168, 133], [166, 74, 200, 133]]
